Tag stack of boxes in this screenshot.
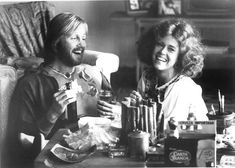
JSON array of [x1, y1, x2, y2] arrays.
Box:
[[165, 120, 216, 167]]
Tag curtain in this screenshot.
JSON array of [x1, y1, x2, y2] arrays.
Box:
[[0, 1, 55, 65]]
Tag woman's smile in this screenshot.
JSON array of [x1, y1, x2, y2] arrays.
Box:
[[155, 54, 168, 62]]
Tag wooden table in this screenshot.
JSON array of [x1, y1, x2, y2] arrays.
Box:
[[34, 129, 152, 168]]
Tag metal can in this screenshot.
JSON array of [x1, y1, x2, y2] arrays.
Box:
[[128, 131, 149, 161]]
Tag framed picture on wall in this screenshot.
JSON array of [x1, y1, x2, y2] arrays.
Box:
[[126, 0, 154, 16], [129, 0, 141, 10], [158, 0, 181, 15]]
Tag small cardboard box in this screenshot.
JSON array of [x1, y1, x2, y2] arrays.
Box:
[[165, 120, 216, 167]]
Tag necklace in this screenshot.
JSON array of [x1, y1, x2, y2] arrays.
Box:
[[155, 75, 181, 104], [48, 65, 75, 79]]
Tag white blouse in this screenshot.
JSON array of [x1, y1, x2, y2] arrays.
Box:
[[137, 73, 208, 130]]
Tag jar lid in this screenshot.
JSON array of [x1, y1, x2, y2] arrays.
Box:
[[99, 89, 112, 95]]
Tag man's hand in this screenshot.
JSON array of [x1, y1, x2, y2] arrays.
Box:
[[97, 100, 121, 120], [47, 90, 77, 123]]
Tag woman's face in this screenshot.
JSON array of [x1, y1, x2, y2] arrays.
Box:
[[152, 35, 179, 72]]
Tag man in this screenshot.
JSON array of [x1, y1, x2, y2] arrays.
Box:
[[7, 12, 117, 165]]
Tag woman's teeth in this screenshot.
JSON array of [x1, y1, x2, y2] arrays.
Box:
[[156, 57, 167, 62]]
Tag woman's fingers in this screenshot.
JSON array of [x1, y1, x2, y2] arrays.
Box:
[[132, 90, 142, 97], [130, 90, 142, 100]]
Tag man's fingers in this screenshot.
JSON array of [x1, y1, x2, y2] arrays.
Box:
[[67, 97, 77, 104], [54, 89, 64, 96], [54, 90, 77, 100], [54, 90, 66, 99], [97, 100, 113, 108], [97, 103, 112, 112], [97, 109, 113, 116]]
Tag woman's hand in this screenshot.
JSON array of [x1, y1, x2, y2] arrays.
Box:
[[130, 90, 142, 101], [47, 90, 77, 123], [97, 100, 121, 120]]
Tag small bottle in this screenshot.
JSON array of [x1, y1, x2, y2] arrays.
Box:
[[66, 82, 77, 123], [187, 112, 196, 121], [188, 104, 197, 121], [187, 104, 197, 131], [167, 117, 179, 139]]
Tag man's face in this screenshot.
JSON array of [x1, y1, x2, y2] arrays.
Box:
[[56, 23, 87, 67]]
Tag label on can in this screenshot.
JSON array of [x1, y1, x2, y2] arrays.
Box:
[[128, 131, 150, 160], [169, 150, 191, 166]]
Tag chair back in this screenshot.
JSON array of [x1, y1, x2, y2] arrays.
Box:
[[83, 50, 119, 82], [0, 65, 17, 168]]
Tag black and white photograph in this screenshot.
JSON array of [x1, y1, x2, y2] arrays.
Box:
[[0, 0, 235, 168], [129, 0, 140, 10], [158, 0, 181, 15], [126, 0, 155, 16]]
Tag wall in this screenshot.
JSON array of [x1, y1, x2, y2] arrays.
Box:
[[51, 1, 235, 69], [0, 1, 234, 97], [1, 1, 235, 69]]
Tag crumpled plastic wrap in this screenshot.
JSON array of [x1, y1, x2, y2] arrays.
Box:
[[63, 122, 120, 151]]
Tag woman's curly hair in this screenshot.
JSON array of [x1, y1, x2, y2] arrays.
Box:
[[137, 18, 205, 78]]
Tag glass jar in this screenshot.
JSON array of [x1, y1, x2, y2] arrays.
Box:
[[99, 89, 113, 103]]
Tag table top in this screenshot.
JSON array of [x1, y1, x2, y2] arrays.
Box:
[[34, 129, 152, 168], [34, 127, 235, 168]]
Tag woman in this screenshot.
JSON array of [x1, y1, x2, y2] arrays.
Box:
[[130, 19, 208, 136]]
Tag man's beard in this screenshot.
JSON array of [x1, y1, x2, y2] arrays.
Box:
[[57, 47, 85, 67]]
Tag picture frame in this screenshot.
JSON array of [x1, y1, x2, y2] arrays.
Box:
[[129, 0, 141, 11], [126, 0, 154, 16], [158, 0, 181, 15]]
